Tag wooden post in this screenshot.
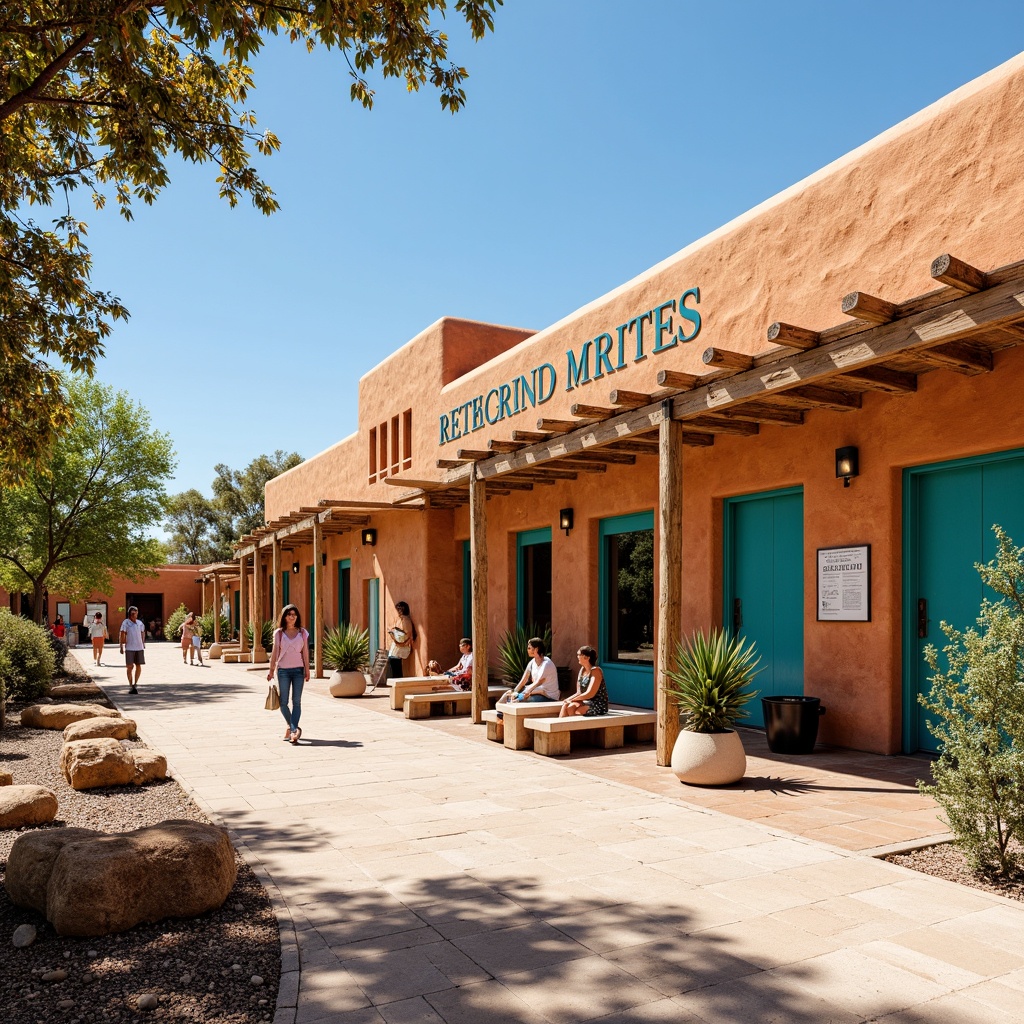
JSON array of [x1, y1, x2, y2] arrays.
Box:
[[201, 579, 207, 618], [252, 545, 267, 663], [271, 537, 282, 624], [212, 573, 221, 644], [657, 409, 683, 766], [238, 553, 250, 655], [470, 471, 488, 724], [313, 518, 325, 678]]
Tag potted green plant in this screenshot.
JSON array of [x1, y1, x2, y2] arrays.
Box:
[[663, 628, 760, 785], [322, 623, 370, 697], [496, 622, 553, 685]]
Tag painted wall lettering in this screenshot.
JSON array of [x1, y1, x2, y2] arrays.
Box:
[[439, 363, 556, 445]]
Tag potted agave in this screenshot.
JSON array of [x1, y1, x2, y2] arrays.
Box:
[[323, 623, 371, 698], [663, 629, 760, 785]]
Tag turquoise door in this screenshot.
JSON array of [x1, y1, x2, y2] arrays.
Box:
[[516, 528, 552, 630], [281, 571, 290, 607], [903, 448, 1024, 753], [463, 540, 472, 637], [234, 591, 239, 635], [308, 566, 315, 640], [724, 488, 804, 728], [337, 559, 351, 626], [367, 577, 381, 654], [599, 512, 655, 708]]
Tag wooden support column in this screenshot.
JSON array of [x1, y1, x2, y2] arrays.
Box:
[[470, 472, 488, 725], [238, 553, 250, 655], [657, 409, 683, 767], [212, 574, 221, 643], [313, 519, 325, 678], [201, 580, 207, 617], [271, 537, 282, 624], [252, 546, 267, 663]]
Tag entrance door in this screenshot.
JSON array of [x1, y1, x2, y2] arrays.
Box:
[[367, 577, 381, 654], [337, 559, 351, 626], [126, 593, 164, 641], [599, 512, 655, 708], [516, 528, 552, 631], [903, 448, 1024, 753], [724, 488, 804, 728]]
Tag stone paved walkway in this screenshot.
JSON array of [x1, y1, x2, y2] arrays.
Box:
[[90, 645, 1024, 1024]]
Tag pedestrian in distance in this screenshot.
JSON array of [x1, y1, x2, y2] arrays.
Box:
[[387, 600, 416, 678], [179, 611, 198, 664], [119, 606, 146, 693], [266, 604, 310, 745], [88, 612, 107, 666], [51, 615, 66, 640]]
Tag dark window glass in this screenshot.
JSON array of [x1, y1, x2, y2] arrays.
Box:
[[606, 529, 654, 663], [520, 542, 552, 630]]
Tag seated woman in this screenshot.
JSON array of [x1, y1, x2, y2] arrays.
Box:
[[496, 637, 560, 715], [559, 645, 608, 718], [431, 637, 474, 691]]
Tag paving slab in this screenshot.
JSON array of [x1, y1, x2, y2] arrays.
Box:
[[91, 644, 1024, 1024]]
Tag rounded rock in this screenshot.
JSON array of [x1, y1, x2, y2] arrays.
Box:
[[137, 993, 159, 1011], [58, 998, 76, 1010], [42, 968, 68, 982], [12, 924, 37, 948], [250, 975, 264, 986]]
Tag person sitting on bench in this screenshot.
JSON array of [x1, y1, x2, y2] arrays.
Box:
[[432, 637, 474, 691], [495, 637, 559, 716], [559, 645, 608, 717]]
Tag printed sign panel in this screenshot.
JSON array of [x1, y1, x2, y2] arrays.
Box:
[[817, 545, 871, 621]]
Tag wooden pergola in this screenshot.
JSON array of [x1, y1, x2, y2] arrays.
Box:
[[384, 253, 1024, 763]]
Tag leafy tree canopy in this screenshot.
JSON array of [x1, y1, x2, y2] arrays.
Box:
[[0, 376, 174, 621], [163, 486, 222, 563], [0, 0, 501, 485]]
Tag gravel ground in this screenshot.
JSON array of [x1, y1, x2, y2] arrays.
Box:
[[1, 659, 280, 1024], [886, 840, 1024, 903]]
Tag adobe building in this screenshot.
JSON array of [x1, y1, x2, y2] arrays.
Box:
[[217, 55, 1024, 761], [3, 566, 203, 643]]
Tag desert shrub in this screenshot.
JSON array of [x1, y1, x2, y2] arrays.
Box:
[[45, 630, 69, 673], [199, 611, 231, 645], [496, 622, 553, 686], [918, 525, 1024, 876], [165, 602, 190, 642], [245, 620, 274, 651], [0, 609, 56, 702], [322, 623, 370, 671]]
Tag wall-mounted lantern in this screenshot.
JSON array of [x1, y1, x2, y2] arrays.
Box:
[[291, 561, 300, 574], [835, 446, 859, 488], [362, 528, 377, 547], [559, 508, 574, 536]]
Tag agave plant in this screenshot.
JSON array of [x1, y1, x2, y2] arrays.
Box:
[[663, 629, 761, 733], [244, 619, 275, 651], [496, 622, 553, 685], [322, 623, 370, 672]]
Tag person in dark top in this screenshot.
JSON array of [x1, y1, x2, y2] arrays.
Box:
[[559, 645, 608, 718]]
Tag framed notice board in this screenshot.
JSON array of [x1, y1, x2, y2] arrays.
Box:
[[817, 545, 871, 621]]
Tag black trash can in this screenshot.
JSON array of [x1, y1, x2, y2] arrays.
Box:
[[761, 696, 826, 754]]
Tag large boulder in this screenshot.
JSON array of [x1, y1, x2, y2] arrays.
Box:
[[5, 828, 99, 913], [0, 784, 58, 829], [21, 703, 120, 730], [49, 683, 104, 699], [63, 717, 136, 742], [6, 821, 237, 936], [60, 739, 167, 789]]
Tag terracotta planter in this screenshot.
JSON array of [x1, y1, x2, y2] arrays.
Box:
[[329, 670, 366, 698], [208, 643, 222, 660], [670, 729, 746, 785]]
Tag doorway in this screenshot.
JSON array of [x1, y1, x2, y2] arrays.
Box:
[[903, 448, 1024, 753], [516, 528, 552, 631], [723, 488, 804, 727], [126, 593, 164, 641]]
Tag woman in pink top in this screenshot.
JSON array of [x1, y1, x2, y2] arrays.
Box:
[[267, 604, 310, 745]]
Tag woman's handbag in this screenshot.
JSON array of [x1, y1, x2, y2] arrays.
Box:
[[388, 626, 411, 660], [265, 683, 281, 711]]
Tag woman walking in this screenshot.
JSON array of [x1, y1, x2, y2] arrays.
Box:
[[267, 604, 310, 745], [88, 612, 107, 666], [179, 611, 200, 664], [387, 600, 417, 678]]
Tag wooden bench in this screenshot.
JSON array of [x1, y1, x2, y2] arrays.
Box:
[[481, 701, 564, 749], [525, 710, 657, 756], [403, 686, 506, 720]]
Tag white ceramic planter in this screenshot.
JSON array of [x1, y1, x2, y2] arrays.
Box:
[[329, 670, 367, 698], [670, 729, 746, 785]]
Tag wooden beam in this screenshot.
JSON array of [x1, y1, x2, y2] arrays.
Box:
[[436, 459, 466, 470], [703, 347, 754, 372], [767, 322, 820, 350], [271, 537, 281, 625], [212, 572, 221, 644], [838, 366, 917, 393], [609, 388, 654, 408], [842, 291, 896, 323], [515, 466, 579, 480], [481, 478, 534, 490], [721, 403, 805, 426], [454, 449, 491, 461], [251, 544, 267, 662], [656, 369, 701, 389], [313, 519, 324, 678], [931, 253, 987, 293], [488, 440, 525, 453], [537, 418, 596, 432], [470, 472, 488, 725], [567, 450, 637, 465], [511, 430, 552, 442], [238, 553, 249, 656], [657, 413, 682, 767], [687, 416, 759, 436], [547, 460, 607, 474], [681, 431, 716, 447], [769, 386, 862, 412], [316, 499, 424, 510], [921, 341, 993, 375], [569, 403, 616, 419]]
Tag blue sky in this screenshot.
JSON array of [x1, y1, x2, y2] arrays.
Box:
[[82, 1, 1024, 501]]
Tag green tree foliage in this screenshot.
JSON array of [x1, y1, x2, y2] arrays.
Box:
[[164, 487, 223, 563], [0, 1, 501, 485], [212, 449, 303, 544], [0, 377, 174, 622], [918, 526, 1024, 877], [165, 601, 190, 642], [0, 609, 56, 703]]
